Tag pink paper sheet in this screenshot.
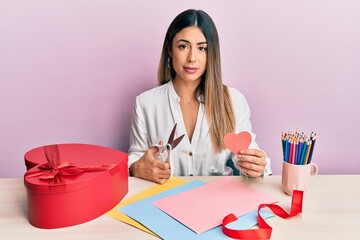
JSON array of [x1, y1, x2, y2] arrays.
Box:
[[152, 177, 277, 234]]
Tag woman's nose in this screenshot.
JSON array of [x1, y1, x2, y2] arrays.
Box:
[[187, 49, 196, 62]]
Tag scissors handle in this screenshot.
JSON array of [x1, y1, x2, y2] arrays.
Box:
[[152, 144, 169, 163], [152, 144, 173, 177]]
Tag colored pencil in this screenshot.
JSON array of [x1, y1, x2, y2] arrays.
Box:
[[282, 130, 317, 165], [282, 132, 286, 161], [285, 136, 290, 163], [290, 138, 295, 164], [305, 140, 312, 165], [294, 139, 298, 164], [300, 140, 309, 165], [308, 134, 316, 164], [297, 137, 303, 165]]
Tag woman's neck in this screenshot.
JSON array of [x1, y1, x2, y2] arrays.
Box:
[[172, 78, 200, 102]]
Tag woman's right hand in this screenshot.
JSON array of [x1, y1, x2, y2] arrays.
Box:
[[129, 146, 171, 184]]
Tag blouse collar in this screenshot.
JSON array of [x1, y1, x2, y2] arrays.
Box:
[[168, 80, 204, 104]]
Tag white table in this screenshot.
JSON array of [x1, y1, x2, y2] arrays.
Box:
[[1, 175, 359, 239]]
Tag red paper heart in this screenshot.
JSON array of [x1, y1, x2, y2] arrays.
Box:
[[224, 131, 252, 154]]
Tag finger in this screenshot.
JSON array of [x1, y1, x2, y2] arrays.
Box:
[[153, 170, 171, 184], [238, 160, 265, 174], [153, 162, 171, 176], [158, 162, 170, 170], [156, 167, 171, 177], [148, 146, 160, 155], [239, 166, 262, 178], [158, 172, 171, 179], [147, 169, 170, 184], [240, 149, 266, 157], [237, 153, 266, 166], [238, 161, 264, 177], [149, 140, 165, 156], [157, 178, 167, 184], [154, 160, 170, 170], [236, 149, 267, 165]]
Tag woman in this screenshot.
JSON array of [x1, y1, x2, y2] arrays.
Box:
[[128, 9, 271, 184]]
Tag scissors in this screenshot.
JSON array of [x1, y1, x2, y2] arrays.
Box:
[[153, 123, 185, 176]]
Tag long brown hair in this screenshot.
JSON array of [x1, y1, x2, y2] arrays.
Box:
[[158, 9, 235, 152]]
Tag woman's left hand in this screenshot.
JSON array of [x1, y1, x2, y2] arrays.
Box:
[[236, 149, 267, 177]]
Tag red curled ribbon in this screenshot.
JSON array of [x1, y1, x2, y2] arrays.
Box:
[[222, 190, 303, 239], [25, 145, 115, 181]]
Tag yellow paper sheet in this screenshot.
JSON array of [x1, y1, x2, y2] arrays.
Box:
[[106, 177, 187, 236]]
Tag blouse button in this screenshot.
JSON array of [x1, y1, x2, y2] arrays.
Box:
[[189, 152, 193, 157]]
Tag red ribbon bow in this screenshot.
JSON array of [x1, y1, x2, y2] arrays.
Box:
[[222, 190, 303, 239], [25, 145, 115, 181]]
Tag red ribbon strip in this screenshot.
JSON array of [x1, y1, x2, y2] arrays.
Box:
[[25, 145, 115, 181], [222, 190, 303, 239]]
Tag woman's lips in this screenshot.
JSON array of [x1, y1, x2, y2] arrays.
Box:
[[184, 67, 198, 74]]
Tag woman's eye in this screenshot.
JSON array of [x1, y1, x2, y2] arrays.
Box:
[[178, 45, 188, 50], [198, 46, 207, 52]]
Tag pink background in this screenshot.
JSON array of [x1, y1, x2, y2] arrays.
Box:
[[1, 1, 359, 177]]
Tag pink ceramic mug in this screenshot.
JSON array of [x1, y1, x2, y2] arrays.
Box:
[[281, 160, 318, 196]]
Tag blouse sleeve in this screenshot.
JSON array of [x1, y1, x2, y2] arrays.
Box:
[[128, 96, 149, 166], [228, 87, 272, 176]]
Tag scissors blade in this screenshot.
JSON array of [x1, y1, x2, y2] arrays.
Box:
[[167, 123, 178, 145], [172, 134, 185, 149]]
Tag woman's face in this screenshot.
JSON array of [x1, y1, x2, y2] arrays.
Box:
[[170, 26, 207, 84]]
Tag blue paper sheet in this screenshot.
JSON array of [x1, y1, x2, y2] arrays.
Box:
[[119, 180, 274, 240]]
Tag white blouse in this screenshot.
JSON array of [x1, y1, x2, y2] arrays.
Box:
[[128, 81, 272, 176]]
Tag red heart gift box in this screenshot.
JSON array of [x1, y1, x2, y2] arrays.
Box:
[[24, 143, 128, 229]]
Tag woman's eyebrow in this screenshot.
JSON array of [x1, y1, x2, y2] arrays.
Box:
[[177, 39, 208, 45]]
